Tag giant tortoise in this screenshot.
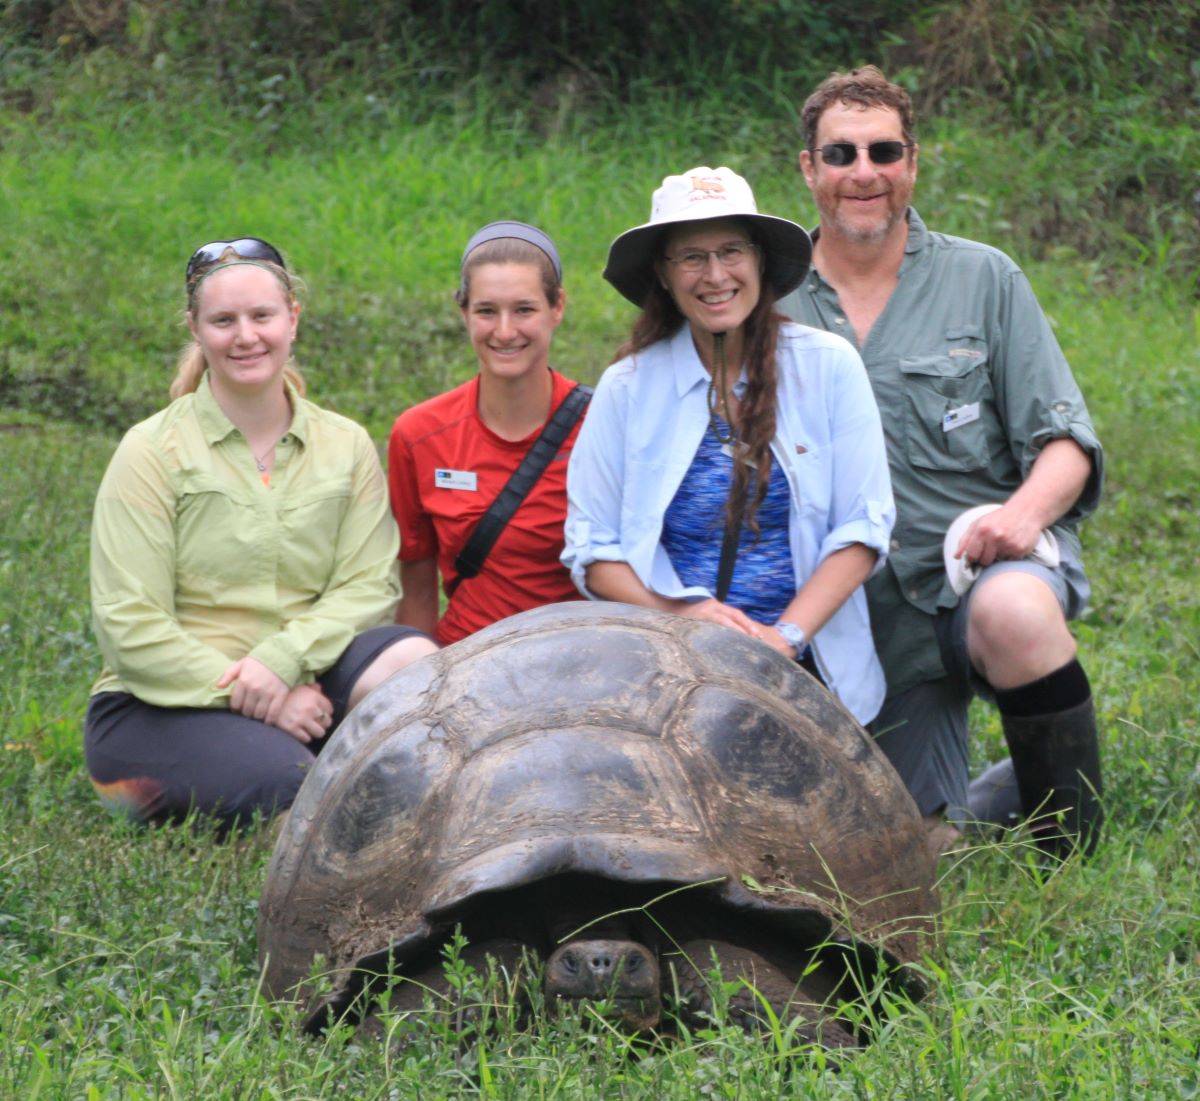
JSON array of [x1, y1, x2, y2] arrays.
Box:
[[258, 603, 938, 1047]]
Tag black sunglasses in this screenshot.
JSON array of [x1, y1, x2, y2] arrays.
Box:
[[185, 237, 286, 284], [816, 141, 913, 167]]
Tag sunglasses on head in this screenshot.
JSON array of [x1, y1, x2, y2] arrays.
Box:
[[816, 141, 913, 167], [185, 237, 286, 284]]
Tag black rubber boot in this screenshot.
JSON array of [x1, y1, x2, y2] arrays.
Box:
[[1000, 696, 1104, 861]]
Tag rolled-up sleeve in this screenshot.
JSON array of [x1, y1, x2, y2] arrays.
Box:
[[999, 270, 1104, 522]]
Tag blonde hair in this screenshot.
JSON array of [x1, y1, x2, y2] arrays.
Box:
[[171, 256, 306, 400]]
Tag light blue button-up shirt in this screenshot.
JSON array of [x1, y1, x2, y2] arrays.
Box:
[[563, 322, 895, 724]]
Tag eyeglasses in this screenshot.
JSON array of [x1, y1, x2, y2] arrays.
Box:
[[185, 237, 286, 285], [816, 141, 913, 167], [663, 241, 757, 273]]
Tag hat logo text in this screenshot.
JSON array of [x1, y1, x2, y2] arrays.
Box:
[[690, 176, 727, 197]]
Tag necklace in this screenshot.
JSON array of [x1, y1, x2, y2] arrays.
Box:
[[706, 332, 735, 446], [248, 409, 293, 473], [252, 442, 276, 473]]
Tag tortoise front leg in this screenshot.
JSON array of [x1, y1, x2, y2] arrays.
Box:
[[669, 938, 859, 1050], [359, 937, 531, 1041]]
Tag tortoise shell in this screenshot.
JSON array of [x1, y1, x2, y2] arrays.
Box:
[[257, 603, 938, 1027]]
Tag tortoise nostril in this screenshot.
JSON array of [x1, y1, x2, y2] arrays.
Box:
[[590, 953, 613, 973]]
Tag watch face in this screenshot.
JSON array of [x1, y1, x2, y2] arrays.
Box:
[[777, 622, 806, 649]]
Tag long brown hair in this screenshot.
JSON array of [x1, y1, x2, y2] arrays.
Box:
[[614, 223, 783, 536]]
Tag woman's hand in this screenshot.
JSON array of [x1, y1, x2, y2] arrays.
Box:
[[218, 656, 289, 724], [677, 598, 760, 637], [754, 623, 798, 657], [273, 683, 335, 744]]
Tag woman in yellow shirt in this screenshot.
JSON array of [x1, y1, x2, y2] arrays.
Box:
[[86, 238, 436, 832]]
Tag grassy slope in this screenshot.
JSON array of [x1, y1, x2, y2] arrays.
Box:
[[1, 73, 1198, 1098]]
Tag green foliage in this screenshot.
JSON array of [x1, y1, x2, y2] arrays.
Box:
[[905, 0, 1200, 285], [0, 0, 904, 102]]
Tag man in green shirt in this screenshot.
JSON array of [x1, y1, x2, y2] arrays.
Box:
[[779, 66, 1104, 860]]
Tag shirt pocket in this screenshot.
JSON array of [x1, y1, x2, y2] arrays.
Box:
[[277, 479, 353, 589], [897, 332, 995, 472], [175, 479, 260, 591]]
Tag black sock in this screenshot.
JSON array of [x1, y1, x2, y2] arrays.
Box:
[[993, 658, 1091, 719]]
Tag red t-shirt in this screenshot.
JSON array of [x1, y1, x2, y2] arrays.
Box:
[[388, 370, 586, 645]]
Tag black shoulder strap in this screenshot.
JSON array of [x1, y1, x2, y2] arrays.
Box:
[[448, 384, 593, 596], [715, 504, 742, 603]]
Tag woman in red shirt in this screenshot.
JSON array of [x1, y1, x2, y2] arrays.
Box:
[[387, 222, 586, 645]]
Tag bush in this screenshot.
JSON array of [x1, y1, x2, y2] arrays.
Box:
[[900, 0, 1200, 286]]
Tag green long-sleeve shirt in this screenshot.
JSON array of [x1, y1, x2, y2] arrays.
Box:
[[90, 374, 400, 707], [780, 210, 1103, 693]]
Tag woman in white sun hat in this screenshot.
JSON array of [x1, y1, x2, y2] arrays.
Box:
[[563, 167, 895, 724]]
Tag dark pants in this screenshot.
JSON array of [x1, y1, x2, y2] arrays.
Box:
[[85, 625, 429, 832]]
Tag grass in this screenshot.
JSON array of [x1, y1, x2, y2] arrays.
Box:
[[1, 57, 1199, 1099]]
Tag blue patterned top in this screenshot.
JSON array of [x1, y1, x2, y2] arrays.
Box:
[[661, 417, 795, 623]]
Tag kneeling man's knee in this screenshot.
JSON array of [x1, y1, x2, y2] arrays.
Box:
[[967, 574, 1074, 687]]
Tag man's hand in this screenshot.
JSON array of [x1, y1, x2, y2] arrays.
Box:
[[217, 656, 289, 725], [957, 438, 1093, 567], [955, 503, 1044, 567]]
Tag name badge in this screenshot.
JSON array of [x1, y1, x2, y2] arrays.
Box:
[[942, 402, 980, 433], [435, 468, 477, 491]]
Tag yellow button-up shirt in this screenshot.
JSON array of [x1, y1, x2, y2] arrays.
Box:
[[90, 374, 400, 707]]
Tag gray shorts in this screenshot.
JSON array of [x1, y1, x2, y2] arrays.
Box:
[[871, 546, 1090, 820]]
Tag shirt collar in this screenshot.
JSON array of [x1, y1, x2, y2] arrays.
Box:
[[284, 378, 310, 446], [903, 207, 928, 255], [194, 372, 238, 445], [193, 371, 308, 448], [804, 207, 925, 290]]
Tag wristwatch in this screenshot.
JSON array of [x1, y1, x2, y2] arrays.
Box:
[[774, 620, 807, 656]]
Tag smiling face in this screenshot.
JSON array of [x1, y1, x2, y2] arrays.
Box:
[[800, 102, 917, 247], [657, 217, 762, 340], [187, 265, 299, 401], [460, 262, 565, 383]]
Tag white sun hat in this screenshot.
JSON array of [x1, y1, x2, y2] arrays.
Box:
[[944, 503, 1061, 596], [602, 166, 812, 307]]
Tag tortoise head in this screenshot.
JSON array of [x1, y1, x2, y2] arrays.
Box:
[[545, 938, 662, 1033]]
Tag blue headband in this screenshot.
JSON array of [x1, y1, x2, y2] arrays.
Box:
[[461, 221, 562, 280]]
